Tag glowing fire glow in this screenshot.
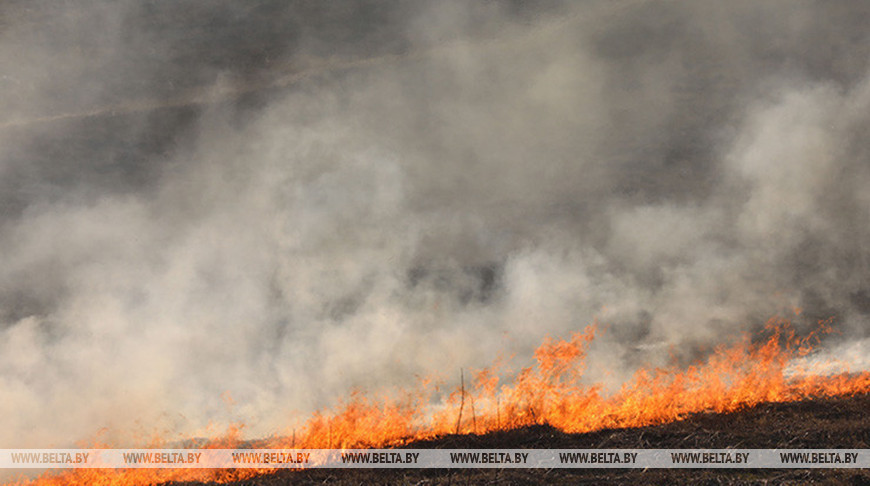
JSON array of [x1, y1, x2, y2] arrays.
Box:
[[11, 318, 870, 486]]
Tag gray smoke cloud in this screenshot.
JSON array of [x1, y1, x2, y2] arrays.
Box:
[[1, 0, 869, 451]]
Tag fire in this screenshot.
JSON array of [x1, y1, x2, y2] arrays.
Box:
[[10, 318, 870, 486]]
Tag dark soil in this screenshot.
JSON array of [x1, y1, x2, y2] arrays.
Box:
[[165, 393, 870, 485]]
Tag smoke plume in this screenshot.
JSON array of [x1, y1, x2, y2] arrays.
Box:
[[1, 0, 869, 450]]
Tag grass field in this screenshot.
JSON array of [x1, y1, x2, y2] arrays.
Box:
[[162, 392, 870, 485]]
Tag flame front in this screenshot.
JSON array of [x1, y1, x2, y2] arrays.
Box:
[[12, 318, 870, 486]]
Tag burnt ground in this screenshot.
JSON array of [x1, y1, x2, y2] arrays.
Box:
[[166, 393, 870, 485]]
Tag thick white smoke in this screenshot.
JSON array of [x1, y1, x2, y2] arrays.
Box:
[[0, 0, 868, 455]]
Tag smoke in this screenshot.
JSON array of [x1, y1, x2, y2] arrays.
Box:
[[1, 0, 869, 451]]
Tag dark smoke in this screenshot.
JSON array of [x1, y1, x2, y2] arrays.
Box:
[[0, 0, 868, 451]]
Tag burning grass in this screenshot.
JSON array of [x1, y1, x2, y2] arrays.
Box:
[[187, 393, 870, 485], [9, 318, 870, 486]]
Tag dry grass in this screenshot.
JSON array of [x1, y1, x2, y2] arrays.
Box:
[[164, 393, 870, 485]]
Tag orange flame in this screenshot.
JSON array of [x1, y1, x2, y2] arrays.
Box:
[[10, 318, 870, 486]]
